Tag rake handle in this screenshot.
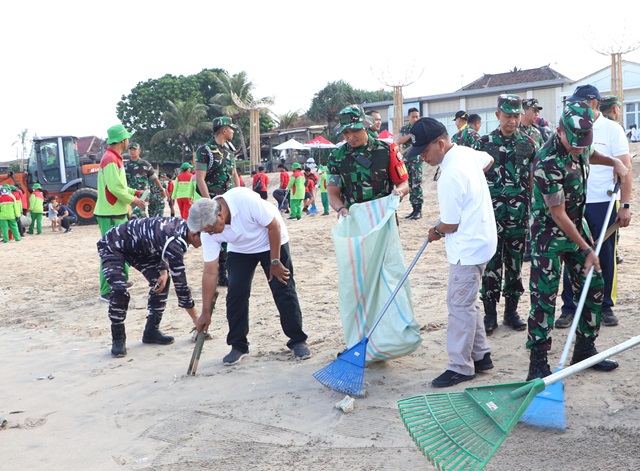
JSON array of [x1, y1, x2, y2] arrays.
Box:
[[512, 334, 640, 398], [557, 181, 620, 370]]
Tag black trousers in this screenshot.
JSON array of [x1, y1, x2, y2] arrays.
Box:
[[226, 242, 307, 352], [61, 215, 78, 229]]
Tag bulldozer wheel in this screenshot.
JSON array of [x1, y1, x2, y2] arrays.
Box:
[[68, 188, 98, 225]]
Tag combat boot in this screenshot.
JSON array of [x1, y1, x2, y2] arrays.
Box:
[[571, 335, 618, 372], [526, 348, 552, 381], [410, 204, 422, 220], [483, 300, 498, 335], [111, 323, 127, 358], [142, 313, 175, 345], [404, 205, 417, 219], [503, 297, 526, 331]]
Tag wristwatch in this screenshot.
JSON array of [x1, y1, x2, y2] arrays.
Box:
[[620, 203, 631, 209], [434, 226, 445, 237], [270, 259, 280, 266]]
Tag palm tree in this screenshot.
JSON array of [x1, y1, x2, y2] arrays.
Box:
[[12, 128, 30, 171], [209, 71, 256, 160], [276, 110, 302, 129], [150, 99, 211, 161]]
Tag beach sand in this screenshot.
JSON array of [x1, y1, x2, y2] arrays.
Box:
[[1, 157, 640, 470]]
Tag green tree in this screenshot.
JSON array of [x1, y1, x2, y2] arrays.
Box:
[[116, 68, 224, 161], [149, 99, 211, 162], [12, 128, 30, 171], [276, 110, 302, 129]]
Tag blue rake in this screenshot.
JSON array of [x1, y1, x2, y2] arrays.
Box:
[[313, 236, 430, 397]]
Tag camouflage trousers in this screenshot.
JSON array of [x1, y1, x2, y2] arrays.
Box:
[[98, 245, 180, 324], [131, 205, 147, 219], [148, 192, 165, 217], [527, 250, 604, 351], [481, 219, 526, 303], [405, 158, 423, 206]]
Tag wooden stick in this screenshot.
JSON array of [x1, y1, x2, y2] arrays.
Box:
[[187, 330, 206, 376], [594, 221, 620, 246]]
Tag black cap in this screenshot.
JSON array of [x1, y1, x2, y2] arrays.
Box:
[[453, 110, 469, 121], [568, 84, 601, 102], [404, 118, 447, 158]]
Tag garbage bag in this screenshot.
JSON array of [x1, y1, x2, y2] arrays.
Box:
[[332, 194, 422, 362]]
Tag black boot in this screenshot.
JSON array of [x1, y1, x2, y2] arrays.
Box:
[[526, 348, 552, 381], [142, 313, 175, 345], [503, 297, 526, 331], [111, 323, 127, 358], [404, 205, 416, 219], [483, 300, 498, 335], [410, 204, 422, 220], [570, 335, 618, 372]]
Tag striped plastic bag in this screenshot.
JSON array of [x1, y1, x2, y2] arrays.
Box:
[[332, 194, 422, 362]]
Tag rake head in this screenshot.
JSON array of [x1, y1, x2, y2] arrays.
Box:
[[398, 379, 546, 470], [313, 339, 368, 397]]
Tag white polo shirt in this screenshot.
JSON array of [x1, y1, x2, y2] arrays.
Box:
[[201, 187, 289, 262], [587, 114, 629, 203], [438, 144, 497, 265]]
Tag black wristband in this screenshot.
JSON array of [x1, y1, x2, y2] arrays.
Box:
[[581, 247, 593, 256], [434, 226, 445, 237], [336, 205, 346, 213]]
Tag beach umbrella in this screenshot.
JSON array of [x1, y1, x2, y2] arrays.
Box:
[[377, 130, 394, 144], [274, 138, 308, 150], [304, 136, 337, 149]]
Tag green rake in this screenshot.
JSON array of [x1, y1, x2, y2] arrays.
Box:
[[398, 335, 640, 471]]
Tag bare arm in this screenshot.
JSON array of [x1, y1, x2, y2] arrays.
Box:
[[232, 167, 240, 188], [196, 170, 210, 200], [327, 185, 347, 218], [395, 134, 412, 146], [265, 218, 290, 284], [196, 259, 218, 332], [614, 153, 633, 228]]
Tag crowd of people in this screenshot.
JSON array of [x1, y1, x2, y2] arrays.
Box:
[[68, 82, 633, 392]]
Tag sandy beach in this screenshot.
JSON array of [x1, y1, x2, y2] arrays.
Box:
[[2, 159, 640, 471]]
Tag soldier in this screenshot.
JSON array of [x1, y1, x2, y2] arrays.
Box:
[[599, 95, 623, 122], [558, 85, 632, 328], [97, 217, 201, 357], [473, 95, 537, 335], [366, 110, 382, 138], [452, 110, 469, 136], [520, 98, 545, 147], [394, 107, 421, 219], [328, 104, 409, 217], [452, 113, 482, 148], [526, 101, 628, 380], [148, 179, 166, 217], [125, 143, 165, 218], [195, 116, 241, 286]]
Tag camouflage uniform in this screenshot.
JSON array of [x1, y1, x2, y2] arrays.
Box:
[[527, 133, 604, 352], [328, 136, 406, 208], [452, 126, 481, 148], [519, 123, 544, 148], [399, 123, 423, 207], [474, 130, 536, 305], [148, 181, 166, 217], [125, 158, 157, 218]]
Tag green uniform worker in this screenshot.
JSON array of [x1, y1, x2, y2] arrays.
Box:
[[473, 94, 537, 334], [525, 101, 628, 380], [287, 163, 306, 219], [0, 186, 21, 242], [317, 165, 330, 215], [95, 124, 146, 300], [27, 183, 45, 234]]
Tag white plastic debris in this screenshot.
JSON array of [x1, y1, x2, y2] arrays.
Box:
[[335, 395, 355, 413]]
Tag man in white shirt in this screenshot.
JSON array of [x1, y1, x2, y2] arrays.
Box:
[[405, 118, 497, 388], [558, 85, 632, 328], [187, 187, 310, 366]]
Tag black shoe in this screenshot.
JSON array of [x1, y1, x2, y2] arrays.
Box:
[[432, 369, 475, 388], [111, 324, 127, 358], [291, 342, 311, 360], [571, 336, 619, 372], [223, 348, 248, 366], [616, 254, 623, 264], [404, 206, 416, 219], [483, 300, 498, 335], [409, 205, 422, 220], [100, 293, 110, 303], [503, 297, 526, 331], [474, 352, 494, 372], [217, 276, 229, 287], [336, 348, 347, 358], [555, 311, 573, 328], [526, 348, 552, 381], [601, 311, 619, 327], [125, 280, 134, 289]]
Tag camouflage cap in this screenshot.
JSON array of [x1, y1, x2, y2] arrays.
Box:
[[599, 95, 621, 108], [212, 117, 238, 132], [561, 101, 594, 148], [522, 98, 543, 110], [337, 105, 372, 133], [497, 94, 524, 114], [128, 142, 140, 149]]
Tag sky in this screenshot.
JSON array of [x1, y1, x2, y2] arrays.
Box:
[[2, 0, 639, 163]]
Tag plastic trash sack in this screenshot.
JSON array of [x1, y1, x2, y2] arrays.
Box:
[[332, 194, 422, 362]]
